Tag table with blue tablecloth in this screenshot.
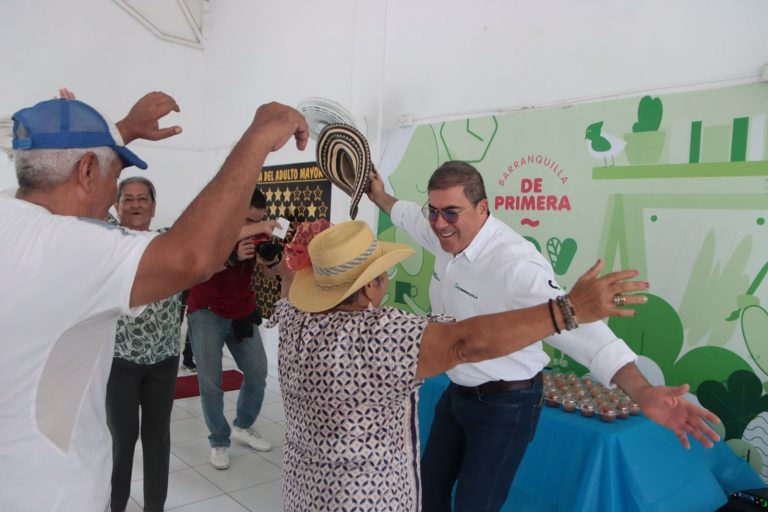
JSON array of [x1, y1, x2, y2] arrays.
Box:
[[418, 374, 763, 512]]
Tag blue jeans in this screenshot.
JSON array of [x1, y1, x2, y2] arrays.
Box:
[[188, 309, 268, 448], [420, 379, 544, 512]]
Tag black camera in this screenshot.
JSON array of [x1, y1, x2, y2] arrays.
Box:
[[255, 242, 283, 262]]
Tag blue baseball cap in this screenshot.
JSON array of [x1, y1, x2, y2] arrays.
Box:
[[11, 98, 148, 169]]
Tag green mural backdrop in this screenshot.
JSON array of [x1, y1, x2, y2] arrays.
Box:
[[377, 83, 768, 482]]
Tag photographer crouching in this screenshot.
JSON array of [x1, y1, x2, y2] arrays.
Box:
[[186, 188, 278, 470]]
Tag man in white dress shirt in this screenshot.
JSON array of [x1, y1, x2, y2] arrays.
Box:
[[368, 160, 720, 511], [0, 93, 307, 512]]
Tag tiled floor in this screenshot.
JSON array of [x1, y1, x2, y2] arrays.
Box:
[[123, 353, 286, 511]]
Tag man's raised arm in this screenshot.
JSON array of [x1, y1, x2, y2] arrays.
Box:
[[366, 169, 397, 216], [130, 102, 308, 307]]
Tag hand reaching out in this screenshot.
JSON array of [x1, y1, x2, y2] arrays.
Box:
[[365, 168, 396, 214], [249, 102, 309, 152], [117, 91, 182, 144], [54, 88, 180, 144], [636, 384, 721, 449], [567, 259, 649, 324], [366, 168, 384, 198]]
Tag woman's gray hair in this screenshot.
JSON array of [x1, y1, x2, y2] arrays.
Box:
[[117, 176, 156, 203], [14, 147, 119, 194]]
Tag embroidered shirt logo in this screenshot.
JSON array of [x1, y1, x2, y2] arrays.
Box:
[[432, 271, 441, 282], [547, 279, 561, 290], [453, 282, 478, 300]]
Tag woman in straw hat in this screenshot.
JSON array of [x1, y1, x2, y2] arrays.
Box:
[[264, 220, 647, 512]]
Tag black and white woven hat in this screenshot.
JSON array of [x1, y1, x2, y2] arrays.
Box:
[[315, 123, 372, 220]]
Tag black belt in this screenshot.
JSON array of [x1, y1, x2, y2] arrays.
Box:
[[456, 372, 543, 395]]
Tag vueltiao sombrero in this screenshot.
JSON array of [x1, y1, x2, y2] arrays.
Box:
[[289, 220, 415, 313], [315, 123, 371, 220]]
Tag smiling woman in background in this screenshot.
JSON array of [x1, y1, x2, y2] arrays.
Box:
[[106, 177, 182, 512]]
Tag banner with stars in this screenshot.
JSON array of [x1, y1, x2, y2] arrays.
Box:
[[252, 161, 332, 318]]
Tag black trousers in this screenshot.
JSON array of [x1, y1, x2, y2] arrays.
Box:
[[106, 355, 179, 512]]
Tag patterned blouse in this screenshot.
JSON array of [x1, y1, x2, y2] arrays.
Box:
[[269, 298, 446, 512], [114, 293, 182, 365]]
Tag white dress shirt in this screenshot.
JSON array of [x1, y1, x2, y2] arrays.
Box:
[[390, 200, 637, 387]]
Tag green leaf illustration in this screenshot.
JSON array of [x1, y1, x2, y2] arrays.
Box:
[[632, 96, 663, 133], [546, 238, 578, 276], [742, 305, 768, 376], [608, 293, 682, 371], [668, 346, 752, 391], [679, 231, 751, 345], [546, 238, 562, 268], [698, 370, 768, 440], [609, 293, 752, 393]]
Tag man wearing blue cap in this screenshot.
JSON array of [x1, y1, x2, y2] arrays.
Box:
[[0, 92, 308, 512]]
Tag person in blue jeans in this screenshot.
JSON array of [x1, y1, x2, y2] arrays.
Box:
[[187, 188, 277, 470]]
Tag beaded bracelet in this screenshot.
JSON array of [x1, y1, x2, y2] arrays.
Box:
[[555, 295, 578, 331], [547, 299, 562, 335]]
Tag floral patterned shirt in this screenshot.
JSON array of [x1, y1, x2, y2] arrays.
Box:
[[114, 293, 182, 365], [111, 227, 181, 365]]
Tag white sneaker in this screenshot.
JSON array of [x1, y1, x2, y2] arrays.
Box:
[[210, 447, 230, 470], [231, 426, 272, 452]]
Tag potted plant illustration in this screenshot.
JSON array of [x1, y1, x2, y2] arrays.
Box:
[[624, 95, 666, 165]]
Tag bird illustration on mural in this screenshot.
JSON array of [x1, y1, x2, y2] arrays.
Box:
[[585, 121, 626, 167]]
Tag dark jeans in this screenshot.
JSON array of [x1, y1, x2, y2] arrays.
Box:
[[106, 355, 179, 512], [420, 379, 544, 512]]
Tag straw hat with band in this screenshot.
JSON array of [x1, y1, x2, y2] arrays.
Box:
[[289, 220, 414, 313], [315, 124, 371, 220]]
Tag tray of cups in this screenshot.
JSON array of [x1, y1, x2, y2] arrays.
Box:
[[544, 371, 640, 422]]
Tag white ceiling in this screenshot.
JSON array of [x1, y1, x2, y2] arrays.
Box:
[[113, 0, 210, 49]]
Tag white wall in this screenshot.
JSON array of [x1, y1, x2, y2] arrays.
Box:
[[2, 0, 767, 367], [4, 0, 767, 221], [383, 1, 768, 126]]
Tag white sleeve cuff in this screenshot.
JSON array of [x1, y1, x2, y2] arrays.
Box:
[[584, 335, 638, 388]]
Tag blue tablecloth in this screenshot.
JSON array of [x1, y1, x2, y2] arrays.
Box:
[[418, 374, 764, 512]]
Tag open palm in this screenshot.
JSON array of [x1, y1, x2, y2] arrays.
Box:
[[638, 383, 721, 449]]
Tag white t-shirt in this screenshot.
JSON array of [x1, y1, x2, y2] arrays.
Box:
[[0, 194, 157, 512], [391, 200, 637, 387]]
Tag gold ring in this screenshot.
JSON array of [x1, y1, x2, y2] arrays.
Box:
[[613, 294, 626, 307]]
